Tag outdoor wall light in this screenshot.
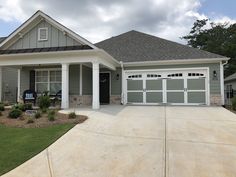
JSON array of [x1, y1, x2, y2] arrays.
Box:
[[213, 70, 218, 80], [116, 73, 120, 80]]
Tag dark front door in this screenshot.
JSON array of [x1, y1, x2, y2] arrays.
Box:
[[100, 73, 110, 104]]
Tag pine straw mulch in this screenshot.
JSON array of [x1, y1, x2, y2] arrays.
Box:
[[0, 109, 88, 128]]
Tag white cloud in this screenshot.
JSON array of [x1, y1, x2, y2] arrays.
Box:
[[0, 0, 235, 43]]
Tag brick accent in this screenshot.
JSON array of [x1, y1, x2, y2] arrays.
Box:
[[210, 94, 222, 106], [110, 95, 121, 104], [69, 95, 92, 107]]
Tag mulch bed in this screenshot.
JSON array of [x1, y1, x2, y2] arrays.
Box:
[[0, 109, 88, 128]]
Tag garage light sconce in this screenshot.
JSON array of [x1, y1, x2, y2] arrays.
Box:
[[116, 74, 120, 80], [213, 70, 218, 80]]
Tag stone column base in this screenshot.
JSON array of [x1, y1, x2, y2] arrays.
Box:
[[210, 94, 222, 106]]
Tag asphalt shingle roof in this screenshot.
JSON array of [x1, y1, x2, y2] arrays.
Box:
[[95, 30, 226, 63], [225, 73, 236, 82]]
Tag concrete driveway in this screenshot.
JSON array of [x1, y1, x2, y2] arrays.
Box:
[[2, 106, 236, 177]]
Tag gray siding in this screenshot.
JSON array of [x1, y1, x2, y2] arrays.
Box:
[[82, 65, 92, 95], [125, 63, 221, 95], [69, 65, 80, 95], [2, 67, 17, 103], [20, 68, 30, 96], [8, 21, 82, 49]]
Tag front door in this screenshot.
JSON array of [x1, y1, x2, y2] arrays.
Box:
[[100, 73, 110, 104]]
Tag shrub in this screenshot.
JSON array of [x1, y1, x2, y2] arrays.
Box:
[[0, 111, 2, 116], [8, 109, 22, 119], [48, 110, 55, 121], [13, 103, 26, 112], [232, 97, 236, 110], [68, 112, 76, 119], [38, 95, 51, 109], [34, 111, 41, 119], [41, 107, 48, 114], [0, 103, 5, 111], [27, 117, 34, 124], [25, 103, 33, 110], [48, 114, 55, 121]]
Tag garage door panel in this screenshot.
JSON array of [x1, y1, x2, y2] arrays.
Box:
[[146, 80, 162, 90], [127, 92, 143, 103], [187, 78, 205, 90], [167, 92, 185, 103], [188, 92, 206, 103], [146, 92, 163, 103], [127, 80, 143, 90], [167, 79, 184, 90]]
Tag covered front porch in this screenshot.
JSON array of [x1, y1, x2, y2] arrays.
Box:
[[0, 49, 120, 109]]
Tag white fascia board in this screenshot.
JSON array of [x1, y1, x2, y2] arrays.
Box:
[[0, 10, 97, 49], [123, 58, 230, 67]]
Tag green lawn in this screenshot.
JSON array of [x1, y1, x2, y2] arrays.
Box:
[[0, 124, 75, 175]]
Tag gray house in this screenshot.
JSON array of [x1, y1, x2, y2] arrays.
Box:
[[224, 73, 236, 105], [0, 10, 229, 109]]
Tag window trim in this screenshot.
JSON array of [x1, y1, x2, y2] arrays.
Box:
[[38, 27, 48, 41], [35, 68, 61, 94]]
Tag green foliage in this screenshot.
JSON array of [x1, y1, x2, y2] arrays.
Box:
[[38, 95, 51, 109], [68, 112, 76, 119], [34, 111, 41, 119], [27, 117, 34, 124], [13, 103, 26, 112], [182, 19, 236, 77], [8, 109, 22, 119], [232, 97, 236, 110], [48, 110, 55, 121], [0, 103, 5, 111], [25, 103, 33, 110], [41, 107, 48, 114]]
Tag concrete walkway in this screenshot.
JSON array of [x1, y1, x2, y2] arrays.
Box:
[[2, 106, 236, 177]]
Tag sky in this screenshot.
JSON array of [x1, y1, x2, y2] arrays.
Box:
[[0, 0, 235, 44]]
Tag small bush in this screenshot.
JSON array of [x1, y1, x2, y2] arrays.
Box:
[[38, 95, 51, 109], [232, 97, 236, 110], [27, 117, 34, 124], [48, 110, 55, 116], [0, 103, 5, 111], [25, 103, 33, 110], [48, 114, 55, 121], [41, 107, 48, 114], [13, 103, 26, 112], [68, 112, 76, 119], [34, 111, 41, 119], [9, 109, 22, 119]]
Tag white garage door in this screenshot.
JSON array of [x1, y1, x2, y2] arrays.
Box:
[[125, 68, 209, 105]]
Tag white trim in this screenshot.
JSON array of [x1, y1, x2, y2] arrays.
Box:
[[92, 62, 100, 109], [220, 61, 224, 105], [0, 10, 98, 49], [80, 64, 83, 96], [123, 58, 229, 66], [61, 63, 69, 109], [123, 67, 210, 106], [38, 27, 48, 41], [17, 68, 21, 102]]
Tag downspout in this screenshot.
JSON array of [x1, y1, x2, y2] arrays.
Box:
[[120, 61, 124, 105], [221, 60, 228, 105]]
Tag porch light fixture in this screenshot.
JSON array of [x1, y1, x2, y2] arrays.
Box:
[[213, 70, 217, 80], [116, 73, 120, 80]]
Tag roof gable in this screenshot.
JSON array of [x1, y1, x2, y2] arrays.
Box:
[[0, 10, 97, 50], [95, 30, 227, 63], [225, 73, 236, 82]]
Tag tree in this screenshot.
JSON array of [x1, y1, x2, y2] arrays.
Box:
[[182, 19, 236, 77]]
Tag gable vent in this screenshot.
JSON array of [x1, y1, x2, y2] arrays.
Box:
[[38, 27, 48, 41]]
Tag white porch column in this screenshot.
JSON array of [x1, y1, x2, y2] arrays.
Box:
[[0, 67, 2, 102], [80, 64, 83, 96], [61, 63, 69, 109], [92, 62, 100, 109], [17, 68, 21, 103]]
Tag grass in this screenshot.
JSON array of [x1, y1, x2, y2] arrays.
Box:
[[0, 123, 75, 175]]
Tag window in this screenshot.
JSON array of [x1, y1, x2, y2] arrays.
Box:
[[128, 74, 142, 78], [38, 28, 48, 41], [188, 73, 204, 77], [147, 74, 161, 78], [167, 73, 183, 77], [35, 69, 61, 94]]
